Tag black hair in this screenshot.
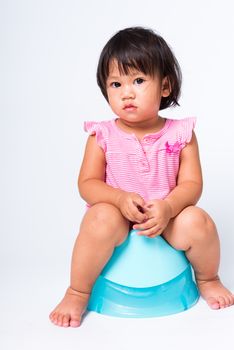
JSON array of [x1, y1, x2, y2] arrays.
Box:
[[97, 27, 182, 110]]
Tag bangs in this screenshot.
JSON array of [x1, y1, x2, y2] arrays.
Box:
[[111, 51, 158, 77], [106, 30, 163, 78]]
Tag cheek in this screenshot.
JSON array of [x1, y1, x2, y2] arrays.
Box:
[[143, 91, 159, 105], [108, 94, 119, 106], [150, 91, 161, 104], [108, 97, 120, 112]]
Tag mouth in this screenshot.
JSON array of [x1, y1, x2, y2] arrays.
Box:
[[123, 104, 137, 111]]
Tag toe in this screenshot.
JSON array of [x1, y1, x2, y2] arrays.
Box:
[[49, 310, 57, 321], [223, 295, 231, 307], [51, 312, 59, 325], [62, 314, 70, 327], [230, 294, 234, 306], [218, 296, 226, 309], [70, 316, 81, 327], [225, 294, 234, 307], [57, 313, 64, 326], [207, 297, 220, 310]]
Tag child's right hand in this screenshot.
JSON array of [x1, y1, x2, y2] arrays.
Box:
[[117, 191, 148, 224]]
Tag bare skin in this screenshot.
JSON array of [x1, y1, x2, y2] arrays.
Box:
[[50, 64, 234, 328], [49, 202, 234, 327], [49, 288, 90, 327], [49, 203, 130, 327], [162, 206, 234, 310]]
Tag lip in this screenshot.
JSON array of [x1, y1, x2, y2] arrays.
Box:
[[123, 104, 137, 111]]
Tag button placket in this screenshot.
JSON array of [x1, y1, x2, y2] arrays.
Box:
[[132, 136, 150, 173], [138, 147, 150, 173]]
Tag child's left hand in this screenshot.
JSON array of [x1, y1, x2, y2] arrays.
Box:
[[133, 199, 172, 238]]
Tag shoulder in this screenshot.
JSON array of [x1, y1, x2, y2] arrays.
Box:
[[84, 119, 114, 135], [169, 117, 196, 130], [83, 119, 116, 151], [167, 117, 196, 143]]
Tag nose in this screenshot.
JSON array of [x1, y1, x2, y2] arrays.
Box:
[[121, 84, 135, 100]]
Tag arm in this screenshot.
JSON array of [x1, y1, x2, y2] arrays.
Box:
[[133, 131, 203, 235], [78, 135, 147, 223], [164, 131, 203, 217], [78, 134, 121, 206]]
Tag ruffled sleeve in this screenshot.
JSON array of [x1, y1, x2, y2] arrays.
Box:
[[181, 117, 196, 143], [163, 117, 196, 154], [84, 121, 106, 151], [176, 117, 196, 150]]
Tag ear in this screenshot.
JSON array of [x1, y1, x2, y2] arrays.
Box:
[[161, 77, 171, 97]]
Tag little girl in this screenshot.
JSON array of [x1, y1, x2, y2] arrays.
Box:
[[50, 27, 234, 327]]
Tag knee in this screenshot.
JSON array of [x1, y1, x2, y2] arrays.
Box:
[[181, 206, 217, 241], [82, 203, 129, 244], [89, 203, 123, 227]]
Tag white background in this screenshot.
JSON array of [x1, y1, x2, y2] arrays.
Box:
[[1, 0, 234, 349]]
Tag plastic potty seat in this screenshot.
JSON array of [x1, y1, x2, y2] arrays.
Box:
[[88, 229, 199, 317]]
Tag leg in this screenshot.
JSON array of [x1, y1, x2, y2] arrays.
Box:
[[49, 203, 129, 327], [163, 206, 234, 309]]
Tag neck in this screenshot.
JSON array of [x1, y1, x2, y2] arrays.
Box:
[[116, 116, 165, 135]]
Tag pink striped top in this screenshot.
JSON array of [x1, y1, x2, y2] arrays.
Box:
[[84, 117, 196, 201]]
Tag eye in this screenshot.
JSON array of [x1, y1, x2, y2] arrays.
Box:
[[134, 78, 145, 85], [110, 82, 121, 88]]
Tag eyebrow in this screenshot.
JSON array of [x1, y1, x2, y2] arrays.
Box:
[[107, 72, 145, 80], [107, 76, 121, 80]]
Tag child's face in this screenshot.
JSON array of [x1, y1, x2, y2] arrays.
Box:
[[106, 60, 170, 125]]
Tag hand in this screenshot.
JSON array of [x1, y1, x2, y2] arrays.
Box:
[[133, 199, 172, 238], [117, 191, 148, 223]]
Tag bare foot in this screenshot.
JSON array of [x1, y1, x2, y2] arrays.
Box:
[[49, 287, 90, 327], [197, 276, 234, 310]]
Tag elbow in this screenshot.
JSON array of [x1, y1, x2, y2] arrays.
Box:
[[77, 176, 82, 193], [77, 177, 100, 202], [78, 177, 87, 199], [192, 180, 203, 204], [77, 173, 87, 198]]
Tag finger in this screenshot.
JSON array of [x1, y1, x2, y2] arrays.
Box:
[[137, 226, 162, 237], [132, 211, 147, 224], [133, 195, 145, 208], [123, 208, 137, 223], [131, 205, 148, 223], [142, 205, 154, 217], [143, 200, 156, 209], [124, 207, 145, 223], [133, 218, 156, 230], [148, 229, 163, 238], [143, 203, 153, 210], [147, 233, 161, 238]]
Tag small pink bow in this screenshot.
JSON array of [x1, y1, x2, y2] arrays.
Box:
[[165, 141, 182, 154]]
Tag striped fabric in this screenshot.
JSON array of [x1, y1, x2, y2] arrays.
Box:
[[84, 117, 196, 201]]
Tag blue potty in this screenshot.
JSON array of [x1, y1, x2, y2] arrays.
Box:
[[88, 229, 199, 317]]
